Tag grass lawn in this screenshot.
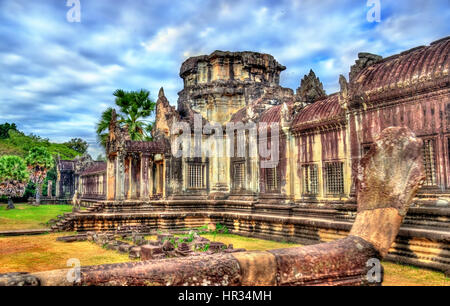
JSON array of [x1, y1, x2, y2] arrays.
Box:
[[200, 233, 301, 251], [0, 233, 135, 273], [0, 204, 73, 231], [382, 261, 449, 286]]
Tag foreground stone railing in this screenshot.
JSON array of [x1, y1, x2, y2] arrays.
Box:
[[0, 127, 425, 286]]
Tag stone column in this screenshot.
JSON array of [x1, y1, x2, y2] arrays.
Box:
[[209, 134, 229, 199], [148, 158, 154, 197], [55, 171, 61, 198], [131, 154, 140, 199], [283, 126, 294, 198], [106, 155, 116, 200], [116, 153, 126, 201], [47, 180, 53, 198], [129, 156, 135, 199], [140, 153, 151, 200]]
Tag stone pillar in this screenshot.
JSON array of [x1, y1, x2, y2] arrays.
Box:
[[283, 126, 293, 198], [149, 159, 154, 197], [141, 153, 151, 199], [116, 153, 126, 200], [209, 134, 229, 199], [124, 156, 130, 199], [55, 171, 60, 198], [47, 180, 53, 198], [106, 155, 115, 200], [129, 156, 135, 199], [130, 154, 140, 199]]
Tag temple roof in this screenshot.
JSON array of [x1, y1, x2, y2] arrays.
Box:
[[259, 103, 289, 123], [125, 138, 171, 154], [58, 160, 75, 171], [80, 161, 106, 176], [351, 36, 449, 99], [292, 93, 344, 130]]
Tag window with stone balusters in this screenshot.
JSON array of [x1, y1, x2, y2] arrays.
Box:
[[265, 166, 278, 192], [324, 162, 344, 195], [302, 164, 318, 196], [233, 162, 245, 190], [423, 138, 437, 186], [187, 162, 207, 189]]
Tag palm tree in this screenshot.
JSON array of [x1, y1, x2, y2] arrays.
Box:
[[0, 155, 29, 209], [96, 89, 156, 148], [25, 147, 53, 205], [96, 107, 115, 149]]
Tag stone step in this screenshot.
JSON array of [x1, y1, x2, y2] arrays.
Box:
[[0, 229, 50, 236]]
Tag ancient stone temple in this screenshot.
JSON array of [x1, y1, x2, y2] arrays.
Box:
[[57, 37, 450, 273], [55, 155, 106, 203]]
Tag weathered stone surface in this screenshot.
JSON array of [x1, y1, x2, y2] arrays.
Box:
[[141, 245, 164, 260], [129, 246, 141, 259], [176, 242, 191, 256], [118, 244, 132, 253], [295, 69, 326, 106], [162, 240, 175, 252], [56, 234, 87, 242], [349, 52, 382, 82], [0, 273, 40, 286], [351, 127, 425, 256], [356, 127, 425, 216], [270, 236, 380, 285], [208, 241, 227, 253]]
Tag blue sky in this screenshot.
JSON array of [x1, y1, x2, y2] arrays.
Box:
[[0, 0, 449, 158]]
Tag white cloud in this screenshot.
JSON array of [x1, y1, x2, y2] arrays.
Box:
[[141, 24, 193, 53]]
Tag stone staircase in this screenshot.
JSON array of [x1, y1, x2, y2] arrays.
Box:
[[50, 212, 76, 232], [50, 202, 106, 232]]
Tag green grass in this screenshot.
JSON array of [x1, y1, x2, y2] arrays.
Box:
[[200, 233, 300, 251], [382, 261, 449, 286], [0, 233, 136, 273], [0, 204, 72, 231]]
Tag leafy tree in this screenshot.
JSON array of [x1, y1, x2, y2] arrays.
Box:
[[2, 129, 79, 159], [0, 155, 29, 209], [63, 138, 89, 154], [0, 122, 17, 139], [96, 89, 156, 148], [96, 107, 115, 149], [25, 147, 53, 205]]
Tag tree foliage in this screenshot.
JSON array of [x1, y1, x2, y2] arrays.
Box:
[[25, 147, 54, 185], [96, 89, 156, 148], [0, 155, 29, 199], [0, 122, 17, 139], [96, 107, 115, 149], [0, 127, 80, 159], [63, 138, 89, 154], [25, 147, 54, 204]]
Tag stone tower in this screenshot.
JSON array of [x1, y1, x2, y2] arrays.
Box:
[[177, 50, 287, 124]]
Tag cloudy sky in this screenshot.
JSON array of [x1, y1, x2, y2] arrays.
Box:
[[0, 0, 449, 158]]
